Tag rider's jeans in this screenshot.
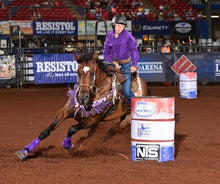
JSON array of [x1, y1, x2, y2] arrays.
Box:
[[120, 62, 134, 104]]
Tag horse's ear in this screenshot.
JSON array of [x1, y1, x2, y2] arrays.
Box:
[[93, 51, 98, 60], [74, 52, 81, 62]]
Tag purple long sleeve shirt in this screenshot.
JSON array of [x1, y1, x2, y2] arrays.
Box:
[[103, 30, 139, 67]]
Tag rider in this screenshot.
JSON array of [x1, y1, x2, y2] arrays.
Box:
[[103, 14, 139, 104]]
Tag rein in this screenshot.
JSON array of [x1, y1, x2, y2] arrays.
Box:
[[78, 82, 110, 94], [77, 64, 111, 94], [68, 84, 113, 119], [68, 63, 119, 119], [77, 65, 96, 92]]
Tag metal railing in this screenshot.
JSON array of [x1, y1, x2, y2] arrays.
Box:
[[1, 44, 220, 55], [1, 44, 220, 88]]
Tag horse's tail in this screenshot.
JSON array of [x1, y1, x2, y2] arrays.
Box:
[[132, 72, 150, 96], [147, 85, 151, 96]]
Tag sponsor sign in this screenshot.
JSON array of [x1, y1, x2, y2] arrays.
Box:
[[33, 21, 77, 35], [131, 142, 174, 162], [0, 20, 209, 38], [137, 123, 151, 137], [132, 97, 175, 120], [171, 55, 197, 75], [175, 22, 192, 33], [0, 21, 33, 35], [215, 58, 220, 77], [78, 20, 132, 35], [133, 144, 160, 161], [132, 120, 175, 140], [138, 54, 166, 82], [33, 54, 78, 84], [138, 62, 163, 73], [0, 55, 16, 79], [134, 101, 156, 117], [132, 21, 171, 36], [171, 21, 196, 35]]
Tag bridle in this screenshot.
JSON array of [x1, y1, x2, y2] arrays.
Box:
[[77, 64, 110, 94], [69, 63, 119, 119]]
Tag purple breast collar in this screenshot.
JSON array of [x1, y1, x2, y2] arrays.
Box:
[[67, 84, 113, 119]]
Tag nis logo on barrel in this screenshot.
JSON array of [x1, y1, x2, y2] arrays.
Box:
[[134, 101, 156, 117]]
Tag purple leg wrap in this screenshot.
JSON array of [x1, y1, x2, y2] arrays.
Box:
[[15, 149, 28, 161], [62, 136, 74, 150], [25, 138, 40, 153]]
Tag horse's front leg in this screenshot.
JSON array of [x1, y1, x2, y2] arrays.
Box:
[[15, 105, 72, 161], [62, 123, 81, 150], [62, 113, 103, 150]]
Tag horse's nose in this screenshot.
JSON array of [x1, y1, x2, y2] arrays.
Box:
[[77, 91, 90, 106]]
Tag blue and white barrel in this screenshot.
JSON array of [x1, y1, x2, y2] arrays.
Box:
[[179, 72, 197, 99], [131, 97, 175, 162]]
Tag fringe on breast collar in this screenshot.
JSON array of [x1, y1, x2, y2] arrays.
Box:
[[67, 84, 114, 119]]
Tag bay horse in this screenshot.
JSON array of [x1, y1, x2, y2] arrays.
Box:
[[15, 51, 148, 161]]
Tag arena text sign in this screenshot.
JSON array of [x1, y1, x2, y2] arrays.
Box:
[[33, 21, 77, 35], [33, 54, 78, 84]]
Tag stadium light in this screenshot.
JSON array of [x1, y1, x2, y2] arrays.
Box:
[[211, 15, 219, 18]]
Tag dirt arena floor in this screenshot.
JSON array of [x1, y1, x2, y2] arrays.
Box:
[[0, 85, 219, 184]]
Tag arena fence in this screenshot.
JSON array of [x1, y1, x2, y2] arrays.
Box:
[[0, 45, 220, 88]]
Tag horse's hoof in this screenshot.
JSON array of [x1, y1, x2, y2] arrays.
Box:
[[15, 149, 28, 161], [62, 140, 74, 150]]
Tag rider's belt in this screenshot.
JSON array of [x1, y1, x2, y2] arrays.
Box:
[[120, 57, 131, 64]]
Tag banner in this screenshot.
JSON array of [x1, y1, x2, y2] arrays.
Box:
[[78, 20, 132, 35], [138, 54, 166, 82], [132, 21, 171, 36], [214, 57, 220, 78], [33, 21, 77, 35], [138, 53, 220, 82], [171, 21, 196, 36], [30, 53, 220, 84], [33, 54, 78, 84], [0, 21, 33, 35], [0, 55, 16, 79], [172, 53, 217, 82], [0, 20, 208, 38]]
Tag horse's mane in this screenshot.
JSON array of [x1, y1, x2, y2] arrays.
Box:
[[77, 52, 113, 77]]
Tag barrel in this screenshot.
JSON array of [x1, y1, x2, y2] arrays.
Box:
[[179, 72, 197, 99], [131, 97, 175, 162]]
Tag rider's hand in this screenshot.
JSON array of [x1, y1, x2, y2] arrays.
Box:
[[112, 62, 121, 69], [130, 66, 137, 73]]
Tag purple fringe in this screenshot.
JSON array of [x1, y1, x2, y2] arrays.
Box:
[[67, 85, 112, 119], [67, 85, 78, 111], [90, 100, 111, 116]]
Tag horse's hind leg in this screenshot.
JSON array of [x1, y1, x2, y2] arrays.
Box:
[[104, 114, 131, 142], [87, 123, 98, 137], [15, 106, 70, 161]]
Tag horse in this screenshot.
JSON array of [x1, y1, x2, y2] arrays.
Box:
[[15, 51, 149, 161]]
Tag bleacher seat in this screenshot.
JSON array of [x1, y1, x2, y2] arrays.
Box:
[[9, 0, 77, 21], [149, 0, 198, 21]]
